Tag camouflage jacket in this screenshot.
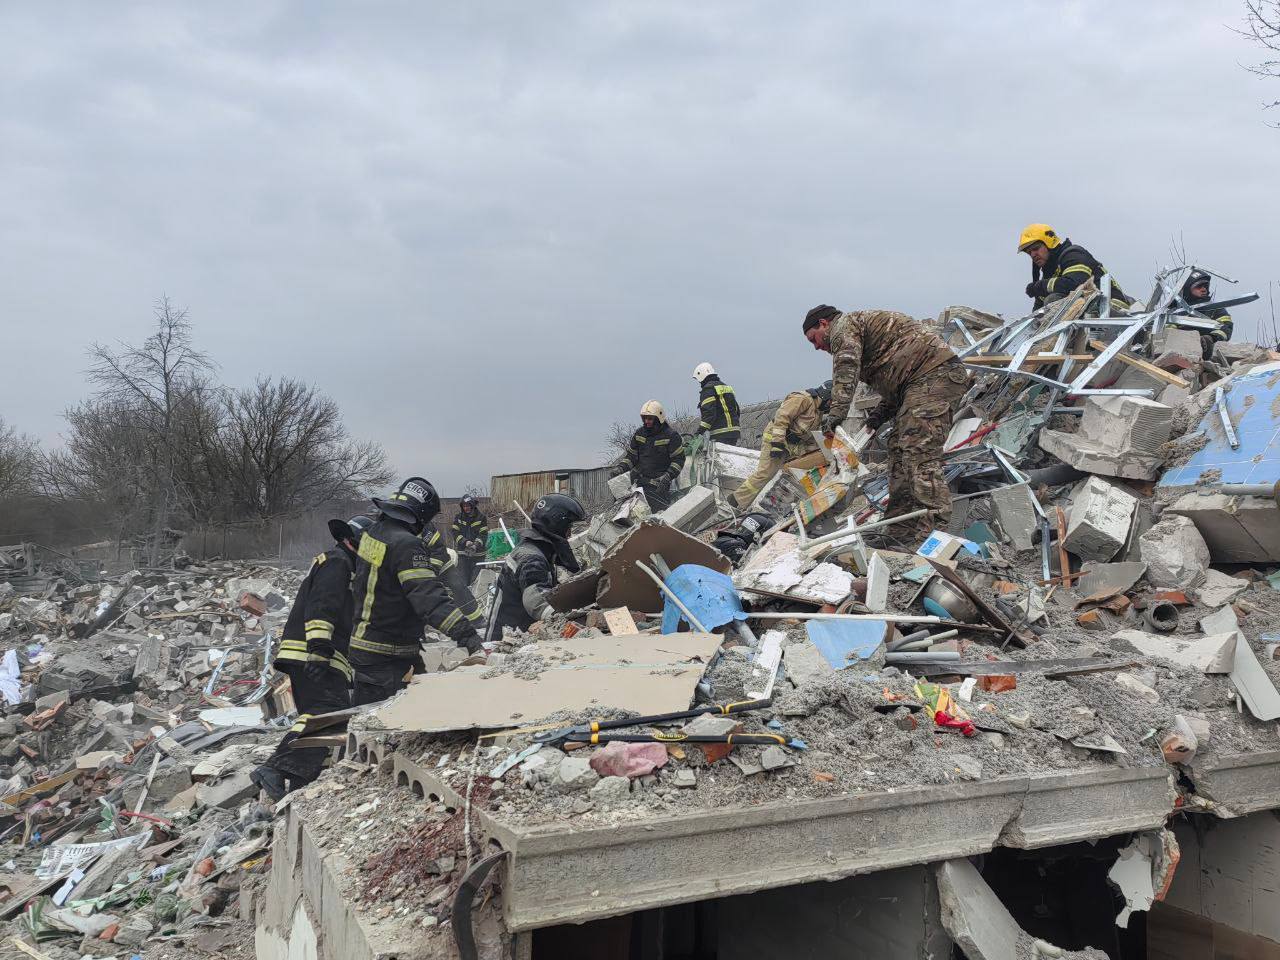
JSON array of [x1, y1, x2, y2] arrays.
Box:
[[828, 310, 956, 420], [762, 391, 822, 453]]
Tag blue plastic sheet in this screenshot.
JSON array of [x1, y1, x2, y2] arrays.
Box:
[[805, 619, 887, 669], [660, 564, 747, 634]]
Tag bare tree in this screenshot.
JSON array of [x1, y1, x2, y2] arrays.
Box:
[[219, 377, 392, 518], [1242, 0, 1280, 115], [86, 297, 215, 562], [0, 417, 39, 501], [462, 481, 490, 498]]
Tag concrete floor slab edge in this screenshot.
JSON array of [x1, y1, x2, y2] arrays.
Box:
[[1184, 748, 1280, 817]]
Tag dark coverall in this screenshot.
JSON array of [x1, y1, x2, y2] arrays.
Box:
[[619, 422, 686, 510], [1026, 239, 1133, 313], [256, 546, 354, 789], [449, 509, 488, 585], [348, 516, 480, 706], [484, 529, 566, 642], [1174, 274, 1234, 357], [695, 375, 742, 446], [421, 521, 486, 635], [827, 310, 969, 531]]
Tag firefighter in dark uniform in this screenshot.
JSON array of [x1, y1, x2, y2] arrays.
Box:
[[692, 362, 741, 446], [484, 494, 586, 642], [449, 495, 488, 585], [1175, 270, 1234, 359], [249, 514, 371, 801], [612, 400, 686, 510], [349, 477, 482, 706], [421, 519, 486, 635], [1017, 224, 1133, 313]]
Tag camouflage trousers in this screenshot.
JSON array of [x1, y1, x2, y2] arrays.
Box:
[[732, 438, 818, 509], [884, 362, 969, 531]]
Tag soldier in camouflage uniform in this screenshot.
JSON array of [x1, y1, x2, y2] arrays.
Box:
[[802, 305, 968, 534], [731, 382, 831, 509]]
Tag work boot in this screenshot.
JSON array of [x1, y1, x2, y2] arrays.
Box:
[[249, 765, 289, 803]]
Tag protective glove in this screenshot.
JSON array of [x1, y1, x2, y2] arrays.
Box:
[[449, 622, 483, 655], [865, 404, 890, 432], [821, 412, 844, 434], [767, 442, 787, 460], [610, 464, 629, 478], [654, 476, 673, 499], [1025, 279, 1047, 299]]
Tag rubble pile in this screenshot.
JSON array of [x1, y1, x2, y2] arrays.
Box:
[[0, 556, 308, 959]]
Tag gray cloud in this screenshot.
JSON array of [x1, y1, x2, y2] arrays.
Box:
[[2, 0, 1276, 494]]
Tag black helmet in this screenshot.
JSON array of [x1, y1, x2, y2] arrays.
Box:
[[460, 494, 477, 510], [1182, 270, 1211, 304], [373, 477, 441, 529], [807, 380, 834, 409], [531, 493, 586, 540], [328, 514, 374, 544]]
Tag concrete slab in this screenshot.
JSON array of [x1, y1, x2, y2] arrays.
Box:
[[1195, 569, 1248, 608], [1168, 491, 1280, 564], [1139, 515, 1210, 589], [1111, 629, 1237, 673], [936, 858, 1020, 960], [657, 484, 718, 533], [990, 484, 1038, 552], [1039, 396, 1172, 480], [1161, 361, 1280, 487]]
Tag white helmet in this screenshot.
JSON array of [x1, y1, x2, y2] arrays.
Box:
[[640, 399, 667, 423], [693, 362, 716, 383]]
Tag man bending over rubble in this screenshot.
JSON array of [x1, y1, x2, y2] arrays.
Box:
[[348, 477, 483, 706], [731, 381, 831, 509], [803, 305, 968, 537], [250, 514, 371, 801], [485, 494, 586, 642]]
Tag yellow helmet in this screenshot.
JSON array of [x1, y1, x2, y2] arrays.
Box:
[[1017, 223, 1061, 253], [640, 400, 667, 423]]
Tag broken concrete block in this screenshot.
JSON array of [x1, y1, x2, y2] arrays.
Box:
[[990, 484, 1037, 551], [1228, 632, 1280, 721], [147, 763, 194, 802], [588, 741, 667, 779], [1194, 569, 1248, 608], [948, 756, 983, 781], [588, 775, 630, 802], [607, 471, 633, 500], [1167, 491, 1280, 564], [936, 858, 1023, 960], [553, 755, 599, 794], [1198, 604, 1239, 635], [681, 714, 739, 738], [75, 750, 120, 770], [784, 640, 836, 688], [1139, 515, 1210, 588], [1063, 477, 1136, 562], [673, 769, 697, 788], [760, 746, 794, 771], [1039, 396, 1173, 480], [195, 771, 258, 809], [1114, 673, 1160, 704], [657, 484, 718, 533], [1075, 561, 1147, 599], [1112, 629, 1237, 673]]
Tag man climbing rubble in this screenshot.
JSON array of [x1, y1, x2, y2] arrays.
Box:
[[1174, 269, 1234, 359], [803, 305, 969, 536], [1017, 223, 1133, 312], [348, 477, 482, 706], [692, 362, 742, 446], [731, 382, 831, 509], [449, 494, 488, 585], [484, 493, 586, 642], [250, 514, 371, 801], [612, 400, 686, 510]]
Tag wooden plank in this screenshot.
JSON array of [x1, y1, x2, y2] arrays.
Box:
[[1088, 339, 1188, 388]]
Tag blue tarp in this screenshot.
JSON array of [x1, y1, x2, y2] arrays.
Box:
[[1161, 362, 1280, 487], [805, 619, 887, 669], [660, 564, 747, 634]]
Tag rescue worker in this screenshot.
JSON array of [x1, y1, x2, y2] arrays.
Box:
[[612, 401, 686, 510], [1175, 270, 1234, 358], [249, 514, 371, 801], [731, 382, 831, 509], [485, 493, 586, 642], [1017, 224, 1133, 312], [712, 512, 775, 565], [692, 363, 741, 446], [348, 477, 482, 706], [449, 495, 489, 585], [803, 305, 969, 536], [421, 519, 487, 634]]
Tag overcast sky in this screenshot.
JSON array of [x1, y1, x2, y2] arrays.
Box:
[[3, 1, 1277, 495]]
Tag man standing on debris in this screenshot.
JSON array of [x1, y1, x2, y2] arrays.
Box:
[[1175, 270, 1234, 358], [420, 519, 487, 634], [250, 515, 371, 801], [1017, 224, 1133, 312], [731, 382, 831, 509], [485, 493, 586, 641], [449, 494, 489, 585], [803, 305, 969, 535], [693, 363, 742, 446], [613, 401, 686, 510], [348, 477, 483, 706]]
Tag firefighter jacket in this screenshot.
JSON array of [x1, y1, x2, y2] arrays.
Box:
[[695, 376, 741, 439], [349, 516, 476, 660], [274, 546, 355, 682], [762, 392, 823, 458], [620, 422, 686, 481], [450, 510, 488, 556], [1028, 240, 1132, 310], [420, 522, 485, 633], [1180, 285, 1234, 343], [828, 311, 957, 423], [485, 529, 561, 642]]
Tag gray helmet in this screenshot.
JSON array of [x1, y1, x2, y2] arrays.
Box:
[[328, 514, 374, 544]]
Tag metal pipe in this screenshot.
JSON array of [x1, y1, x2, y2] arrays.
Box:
[[884, 651, 962, 663], [746, 612, 944, 623]]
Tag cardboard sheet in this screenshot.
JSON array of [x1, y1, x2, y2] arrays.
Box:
[[596, 521, 732, 614], [372, 632, 723, 733]]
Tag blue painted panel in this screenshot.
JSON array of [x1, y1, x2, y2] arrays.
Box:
[[1160, 363, 1280, 487]]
